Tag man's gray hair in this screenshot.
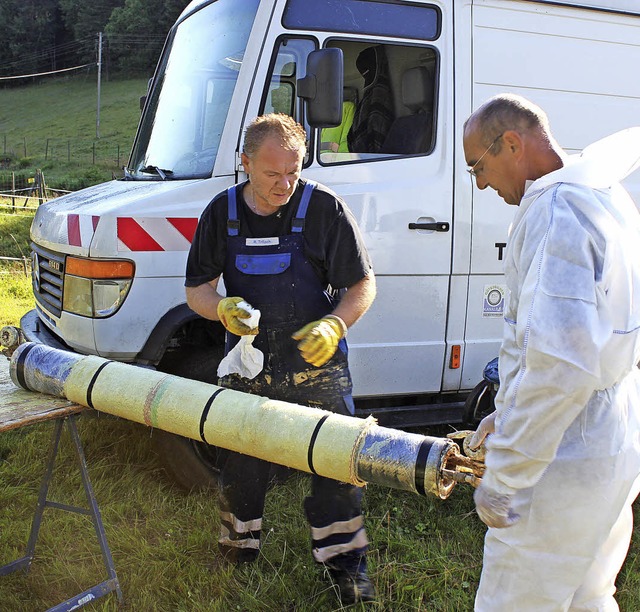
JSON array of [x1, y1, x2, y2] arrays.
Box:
[[465, 94, 551, 149]]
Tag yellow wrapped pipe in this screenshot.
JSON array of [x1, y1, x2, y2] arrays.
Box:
[[10, 342, 462, 498]]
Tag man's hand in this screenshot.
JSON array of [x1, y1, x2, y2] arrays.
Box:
[[474, 481, 520, 528], [468, 411, 497, 451], [217, 297, 259, 336], [292, 315, 345, 367]]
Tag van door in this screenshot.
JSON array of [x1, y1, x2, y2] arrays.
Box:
[[462, 0, 640, 389], [244, 1, 455, 397]]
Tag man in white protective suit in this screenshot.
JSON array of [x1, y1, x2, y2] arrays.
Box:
[[463, 93, 640, 611]]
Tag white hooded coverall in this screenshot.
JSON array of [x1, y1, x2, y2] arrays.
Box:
[[476, 128, 640, 612]]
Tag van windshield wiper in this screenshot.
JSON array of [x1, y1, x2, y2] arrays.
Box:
[[139, 165, 174, 180]]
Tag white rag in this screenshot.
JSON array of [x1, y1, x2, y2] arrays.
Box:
[[217, 301, 264, 379]]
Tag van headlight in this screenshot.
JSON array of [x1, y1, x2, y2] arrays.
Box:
[[63, 257, 135, 318]]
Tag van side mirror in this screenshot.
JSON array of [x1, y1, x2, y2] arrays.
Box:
[[140, 77, 153, 112], [297, 48, 343, 128]]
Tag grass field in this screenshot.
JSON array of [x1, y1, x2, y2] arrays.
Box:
[[1, 79, 640, 610], [0, 76, 147, 190]]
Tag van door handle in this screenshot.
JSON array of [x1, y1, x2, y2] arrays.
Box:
[[408, 222, 450, 232]]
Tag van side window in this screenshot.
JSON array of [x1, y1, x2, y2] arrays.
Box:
[[262, 38, 316, 137], [321, 41, 438, 164]]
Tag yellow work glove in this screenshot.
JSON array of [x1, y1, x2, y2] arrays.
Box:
[[292, 315, 346, 367], [217, 297, 259, 336]]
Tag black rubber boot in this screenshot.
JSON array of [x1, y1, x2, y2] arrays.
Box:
[[218, 544, 259, 565], [329, 567, 375, 605], [327, 555, 376, 605]]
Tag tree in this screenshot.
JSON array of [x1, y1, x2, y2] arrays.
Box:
[[105, 0, 190, 75], [58, 0, 125, 67], [0, 0, 190, 85], [0, 0, 63, 81]]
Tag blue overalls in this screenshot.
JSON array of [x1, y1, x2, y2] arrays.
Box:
[[217, 181, 369, 570]]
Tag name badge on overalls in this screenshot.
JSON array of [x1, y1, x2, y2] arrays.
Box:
[[246, 237, 280, 246]]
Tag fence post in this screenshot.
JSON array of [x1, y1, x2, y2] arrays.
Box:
[[45, 139, 50, 160], [11, 171, 15, 212], [39, 170, 47, 204], [92, 142, 96, 165], [23, 137, 27, 158]]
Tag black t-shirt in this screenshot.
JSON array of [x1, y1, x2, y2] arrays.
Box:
[[185, 178, 372, 290]]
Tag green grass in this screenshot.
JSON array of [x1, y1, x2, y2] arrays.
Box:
[[0, 208, 32, 328], [0, 76, 147, 189], [1, 362, 640, 611], [0, 414, 484, 611]]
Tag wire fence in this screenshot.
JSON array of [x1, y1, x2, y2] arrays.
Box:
[[0, 169, 69, 212], [1, 134, 130, 169], [0, 190, 37, 276], [0, 254, 31, 275], [0, 193, 62, 214]]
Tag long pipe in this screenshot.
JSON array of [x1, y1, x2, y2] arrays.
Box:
[[10, 342, 478, 498]]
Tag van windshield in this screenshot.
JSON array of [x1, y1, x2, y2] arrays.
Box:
[[127, 0, 260, 180]]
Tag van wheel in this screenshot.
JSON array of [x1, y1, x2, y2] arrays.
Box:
[[154, 345, 224, 491], [153, 430, 226, 491], [462, 379, 497, 429]]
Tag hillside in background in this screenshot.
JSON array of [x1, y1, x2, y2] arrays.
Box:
[[0, 76, 148, 189]]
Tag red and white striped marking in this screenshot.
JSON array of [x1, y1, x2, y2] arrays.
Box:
[[67, 214, 100, 248], [117, 217, 198, 252]]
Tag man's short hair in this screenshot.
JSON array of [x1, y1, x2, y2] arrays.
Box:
[[243, 113, 307, 158], [465, 94, 551, 149]]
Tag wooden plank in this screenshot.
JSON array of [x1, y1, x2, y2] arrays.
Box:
[[0, 354, 86, 433]]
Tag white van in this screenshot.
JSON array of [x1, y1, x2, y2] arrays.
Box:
[[21, 0, 640, 487]]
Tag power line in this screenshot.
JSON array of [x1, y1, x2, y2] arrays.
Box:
[[1, 38, 95, 70], [0, 63, 95, 82], [106, 34, 165, 41]]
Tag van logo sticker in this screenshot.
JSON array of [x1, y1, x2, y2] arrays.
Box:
[[117, 217, 199, 251], [483, 284, 506, 318]]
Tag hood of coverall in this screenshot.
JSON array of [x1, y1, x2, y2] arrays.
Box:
[[529, 127, 640, 193]]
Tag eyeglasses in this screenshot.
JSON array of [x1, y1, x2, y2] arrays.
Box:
[[467, 133, 503, 178]]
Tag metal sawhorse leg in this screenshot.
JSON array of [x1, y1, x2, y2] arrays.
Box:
[[0, 414, 123, 611]]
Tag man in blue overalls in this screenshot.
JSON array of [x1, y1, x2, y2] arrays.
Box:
[[185, 113, 377, 605]]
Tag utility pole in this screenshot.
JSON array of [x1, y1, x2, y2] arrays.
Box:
[[96, 32, 103, 139]]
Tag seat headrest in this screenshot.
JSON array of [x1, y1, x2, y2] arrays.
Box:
[[356, 46, 387, 87], [402, 66, 433, 112]]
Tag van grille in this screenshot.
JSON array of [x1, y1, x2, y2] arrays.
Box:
[[31, 242, 65, 318]]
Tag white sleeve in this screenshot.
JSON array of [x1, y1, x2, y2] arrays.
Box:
[[483, 186, 607, 495]]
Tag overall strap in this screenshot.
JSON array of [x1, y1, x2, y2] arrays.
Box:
[[226, 185, 240, 236], [291, 181, 316, 233]]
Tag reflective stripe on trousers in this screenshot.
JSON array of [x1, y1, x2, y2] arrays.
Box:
[[219, 511, 261, 551]]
